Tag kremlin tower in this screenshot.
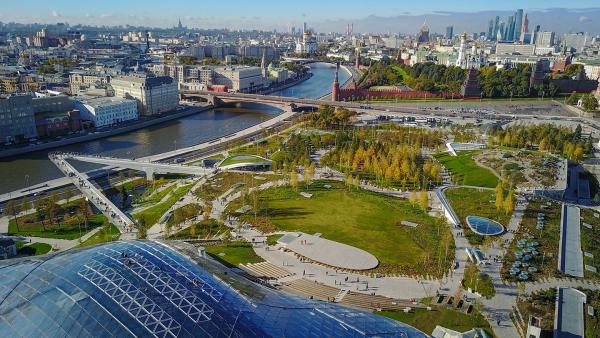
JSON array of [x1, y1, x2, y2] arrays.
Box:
[[332, 63, 340, 101]]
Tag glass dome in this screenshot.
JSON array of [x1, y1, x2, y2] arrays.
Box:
[[0, 240, 427, 338]]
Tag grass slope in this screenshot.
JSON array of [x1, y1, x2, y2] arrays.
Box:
[[250, 181, 454, 277], [205, 241, 264, 267], [434, 151, 499, 188], [377, 307, 493, 336]]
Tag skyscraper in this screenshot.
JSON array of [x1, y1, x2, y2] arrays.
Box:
[[487, 20, 494, 40], [520, 13, 529, 42], [507, 16, 515, 41], [514, 9, 524, 41], [493, 16, 500, 40], [446, 26, 454, 39]]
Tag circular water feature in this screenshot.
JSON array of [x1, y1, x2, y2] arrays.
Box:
[[466, 215, 505, 236]]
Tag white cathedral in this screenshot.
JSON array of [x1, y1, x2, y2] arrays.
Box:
[[455, 33, 486, 69]]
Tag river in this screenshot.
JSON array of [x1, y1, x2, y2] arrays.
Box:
[[0, 62, 346, 194]]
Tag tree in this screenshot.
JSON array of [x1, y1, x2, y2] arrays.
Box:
[[303, 168, 311, 188], [504, 189, 515, 215], [495, 182, 504, 210], [419, 191, 429, 212], [409, 191, 418, 206], [6, 200, 20, 232], [566, 91, 578, 105], [137, 217, 148, 239], [290, 168, 299, 191], [189, 223, 197, 238], [203, 203, 213, 222], [583, 94, 599, 111], [78, 199, 90, 231]]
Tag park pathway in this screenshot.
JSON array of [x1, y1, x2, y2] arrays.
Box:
[[476, 195, 528, 338]]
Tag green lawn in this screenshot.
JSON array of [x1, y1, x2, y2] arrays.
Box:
[[444, 187, 512, 245], [267, 234, 283, 246], [17, 242, 52, 256], [169, 220, 228, 240], [196, 171, 280, 202], [244, 181, 454, 277], [76, 224, 121, 248], [205, 241, 264, 267], [134, 184, 193, 226], [377, 307, 493, 336], [579, 208, 600, 280], [434, 151, 499, 188], [463, 264, 496, 299], [220, 155, 269, 167], [8, 198, 107, 240]]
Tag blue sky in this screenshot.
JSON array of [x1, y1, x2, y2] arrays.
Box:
[[1, 0, 598, 30]]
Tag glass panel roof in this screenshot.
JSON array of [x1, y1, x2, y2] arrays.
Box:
[[0, 240, 428, 338]]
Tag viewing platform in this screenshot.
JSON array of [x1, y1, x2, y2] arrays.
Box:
[[277, 232, 379, 270]]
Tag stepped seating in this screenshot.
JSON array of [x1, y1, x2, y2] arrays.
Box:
[[340, 291, 419, 311], [241, 262, 293, 279], [281, 278, 340, 302]]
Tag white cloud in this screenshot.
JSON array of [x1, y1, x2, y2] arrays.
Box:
[[579, 16, 591, 23], [52, 10, 61, 18]]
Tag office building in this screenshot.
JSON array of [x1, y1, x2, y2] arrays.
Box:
[[495, 43, 536, 56], [535, 31, 555, 48], [446, 26, 454, 40], [416, 21, 430, 44], [0, 92, 74, 143], [111, 75, 178, 116], [74, 96, 138, 128], [514, 9, 524, 41], [69, 71, 111, 95], [563, 32, 588, 52], [212, 66, 270, 93]]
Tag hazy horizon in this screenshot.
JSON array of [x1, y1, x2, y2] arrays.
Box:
[[0, 1, 599, 35]]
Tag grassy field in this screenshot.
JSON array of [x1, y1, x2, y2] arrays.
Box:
[[243, 180, 454, 277], [134, 184, 193, 226], [76, 224, 121, 248], [205, 241, 264, 267], [17, 242, 52, 256], [444, 187, 512, 245], [169, 220, 229, 240], [220, 155, 268, 167], [267, 234, 283, 246], [377, 307, 493, 336], [196, 172, 280, 202], [580, 208, 600, 280], [434, 151, 499, 188], [463, 263, 495, 299], [501, 198, 561, 281], [8, 199, 107, 240]]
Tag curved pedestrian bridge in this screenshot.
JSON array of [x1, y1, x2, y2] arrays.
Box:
[[277, 232, 379, 270]]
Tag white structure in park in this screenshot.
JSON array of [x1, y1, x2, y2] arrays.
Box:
[[73, 97, 138, 128], [110, 74, 178, 115]]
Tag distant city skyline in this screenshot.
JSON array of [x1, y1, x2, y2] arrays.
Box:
[[0, 1, 599, 34]]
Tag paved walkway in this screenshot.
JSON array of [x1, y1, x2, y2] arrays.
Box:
[[475, 196, 528, 338], [147, 177, 210, 239]]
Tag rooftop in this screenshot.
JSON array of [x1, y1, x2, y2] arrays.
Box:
[[0, 240, 425, 337]]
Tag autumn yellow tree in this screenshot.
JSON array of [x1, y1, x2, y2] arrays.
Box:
[[409, 191, 418, 206], [419, 191, 429, 211], [290, 168, 299, 191], [495, 182, 504, 210]]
